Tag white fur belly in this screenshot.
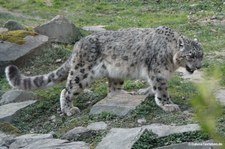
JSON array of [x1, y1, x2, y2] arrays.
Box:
[[106, 63, 148, 80]]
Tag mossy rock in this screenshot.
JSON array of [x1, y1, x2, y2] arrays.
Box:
[[0, 122, 21, 134], [0, 30, 38, 45]]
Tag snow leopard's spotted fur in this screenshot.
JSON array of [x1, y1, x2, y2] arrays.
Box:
[[5, 26, 204, 116]]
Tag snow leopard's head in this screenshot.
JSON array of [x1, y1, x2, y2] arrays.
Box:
[[174, 37, 204, 74]]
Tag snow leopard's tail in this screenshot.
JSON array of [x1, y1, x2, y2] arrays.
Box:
[[5, 57, 71, 90]]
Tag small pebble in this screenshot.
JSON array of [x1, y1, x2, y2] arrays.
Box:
[[55, 59, 62, 63], [137, 118, 146, 125], [49, 115, 56, 122]]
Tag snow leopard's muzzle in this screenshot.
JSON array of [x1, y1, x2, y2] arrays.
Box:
[[185, 64, 201, 74]]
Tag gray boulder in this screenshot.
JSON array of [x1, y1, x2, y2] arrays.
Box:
[[34, 15, 81, 44], [62, 127, 90, 140], [0, 34, 48, 75], [4, 21, 25, 31], [0, 90, 34, 105], [0, 100, 36, 122], [0, 35, 48, 62]]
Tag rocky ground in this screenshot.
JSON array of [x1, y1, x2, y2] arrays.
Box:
[[1, 69, 224, 148], [1, 1, 225, 149]]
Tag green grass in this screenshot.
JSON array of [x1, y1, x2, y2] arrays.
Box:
[[1, 0, 225, 147], [0, 78, 10, 91], [19, 45, 72, 75], [1, 0, 225, 53], [132, 130, 209, 149]]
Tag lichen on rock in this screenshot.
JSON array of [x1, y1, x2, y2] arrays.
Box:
[[0, 30, 38, 45]]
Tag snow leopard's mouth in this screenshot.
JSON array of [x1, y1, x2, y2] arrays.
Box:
[[185, 65, 194, 74]]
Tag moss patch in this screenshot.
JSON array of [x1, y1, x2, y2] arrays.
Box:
[[0, 122, 21, 134], [132, 130, 209, 149], [0, 30, 38, 44], [70, 130, 108, 147]]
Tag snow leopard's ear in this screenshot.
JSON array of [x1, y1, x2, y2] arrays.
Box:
[[194, 38, 201, 45], [194, 38, 198, 43], [178, 37, 184, 51]]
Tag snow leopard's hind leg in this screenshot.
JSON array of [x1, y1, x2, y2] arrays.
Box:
[[60, 61, 107, 116], [60, 68, 92, 116]]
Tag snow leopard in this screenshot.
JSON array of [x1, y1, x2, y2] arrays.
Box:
[[5, 26, 204, 116]]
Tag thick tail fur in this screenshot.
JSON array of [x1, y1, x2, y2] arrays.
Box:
[[5, 58, 71, 90]]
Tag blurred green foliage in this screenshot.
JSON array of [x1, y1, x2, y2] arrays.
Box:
[[191, 68, 225, 148]]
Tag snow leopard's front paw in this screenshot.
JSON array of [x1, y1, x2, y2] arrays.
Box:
[[161, 104, 180, 112], [61, 106, 80, 116]]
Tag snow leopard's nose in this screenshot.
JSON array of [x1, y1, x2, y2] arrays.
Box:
[[196, 62, 202, 70], [196, 66, 201, 69]]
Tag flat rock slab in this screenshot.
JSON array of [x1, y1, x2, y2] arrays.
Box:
[[96, 127, 143, 149], [0, 90, 34, 105], [9, 134, 53, 149], [96, 123, 200, 149], [87, 121, 108, 131], [90, 93, 147, 116], [82, 26, 106, 32], [176, 67, 203, 82], [20, 139, 90, 149], [215, 89, 225, 106], [143, 123, 200, 137], [0, 100, 36, 122]]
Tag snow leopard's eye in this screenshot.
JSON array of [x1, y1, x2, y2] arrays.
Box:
[[186, 52, 195, 59], [189, 53, 195, 58]]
